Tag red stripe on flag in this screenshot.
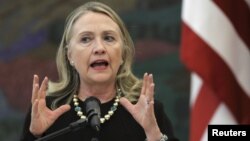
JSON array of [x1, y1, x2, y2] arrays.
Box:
[[181, 22, 250, 122], [213, 0, 250, 48], [191, 84, 220, 141]]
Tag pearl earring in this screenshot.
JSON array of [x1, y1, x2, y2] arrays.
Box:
[[70, 61, 74, 66]]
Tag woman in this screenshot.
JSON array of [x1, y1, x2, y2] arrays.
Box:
[[21, 2, 178, 141]]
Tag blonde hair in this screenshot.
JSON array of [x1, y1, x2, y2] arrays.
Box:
[[48, 1, 142, 109]]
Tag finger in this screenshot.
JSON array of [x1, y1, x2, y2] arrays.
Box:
[[119, 97, 134, 114], [38, 77, 48, 99], [148, 83, 155, 101], [141, 73, 148, 95], [37, 98, 54, 112], [149, 73, 154, 85], [31, 75, 39, 104], [145, 74, 153, 98], [146, 96, 155, 116], [31, 99, 39, 118], [53, 105, 71, 120]]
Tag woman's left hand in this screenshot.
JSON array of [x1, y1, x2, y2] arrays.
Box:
[[120, 73, 162, 141]]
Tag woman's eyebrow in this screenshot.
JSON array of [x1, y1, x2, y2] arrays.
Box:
[[77, 31, 93, 36], [103, 30, 119, 35]]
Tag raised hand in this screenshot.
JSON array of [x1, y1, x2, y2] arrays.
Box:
[[120, 73, 162, 141], [29, 75, 71, 137]]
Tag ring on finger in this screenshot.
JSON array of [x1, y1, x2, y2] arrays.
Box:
[[146, 99, 153, 104]]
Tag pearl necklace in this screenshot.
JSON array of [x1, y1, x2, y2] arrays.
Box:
[[73, 89, 121, 124]]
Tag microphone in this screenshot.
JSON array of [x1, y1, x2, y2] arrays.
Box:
[[85, 96, 101, 132], [34, 97, 101, 141]]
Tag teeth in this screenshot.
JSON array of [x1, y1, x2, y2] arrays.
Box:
[[90, 60, 108, 67]]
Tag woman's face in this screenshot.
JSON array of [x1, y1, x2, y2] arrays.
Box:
[[68, 12, 123, 85]]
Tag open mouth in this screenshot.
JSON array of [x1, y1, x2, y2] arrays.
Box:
[[90, 60, 109, 69]]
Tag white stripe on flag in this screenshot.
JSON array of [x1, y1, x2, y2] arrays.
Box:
[[200, 103, 238, 141], [190, 73, 202, 107], [182, 0, 250, 97], [210, 103, 237, 125]]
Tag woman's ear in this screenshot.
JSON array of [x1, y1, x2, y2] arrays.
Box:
[[66, 45, 73, 65], [66, 45, 71, 61], [120, 60, 123, 65]]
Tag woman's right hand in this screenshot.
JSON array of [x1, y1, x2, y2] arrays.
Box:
[[29, 75, 71, 137]]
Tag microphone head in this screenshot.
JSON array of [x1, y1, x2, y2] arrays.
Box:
[[85, 96, 101, 132]]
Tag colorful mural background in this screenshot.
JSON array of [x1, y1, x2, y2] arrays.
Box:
[[0, 0, 189, 141]]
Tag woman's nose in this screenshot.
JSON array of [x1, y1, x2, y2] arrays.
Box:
[[93, 40, 106, 55]]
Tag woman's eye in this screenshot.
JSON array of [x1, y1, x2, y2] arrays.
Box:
[[81, 37, 91, 43], [104, 36, 115, 42]]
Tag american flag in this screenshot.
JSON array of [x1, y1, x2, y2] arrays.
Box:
[[181, 0, 250, 141]]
